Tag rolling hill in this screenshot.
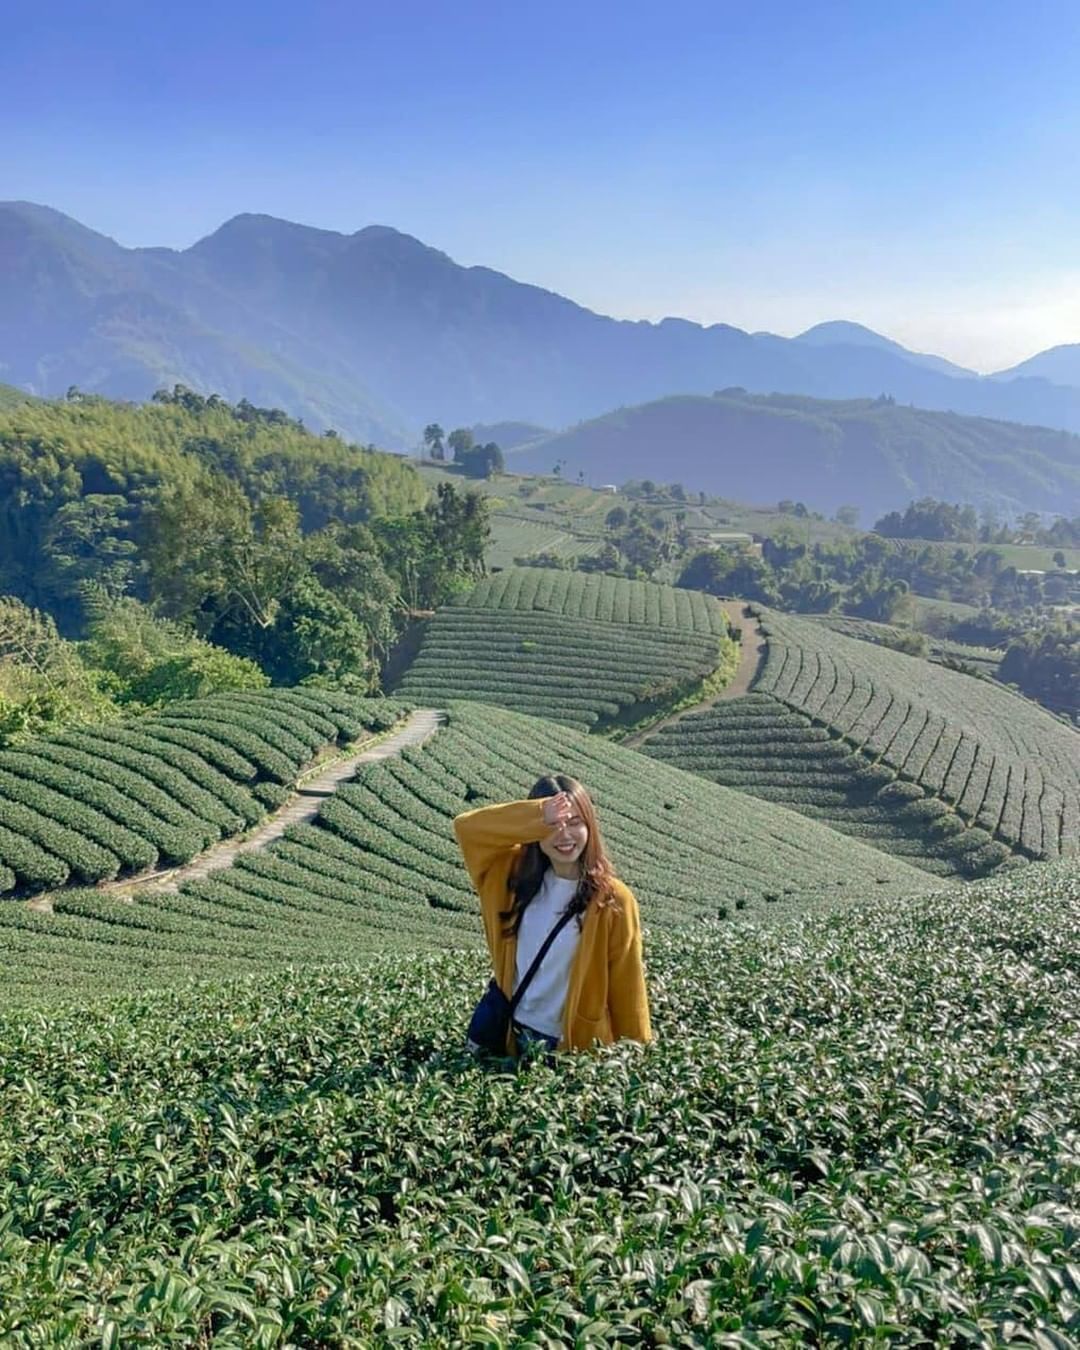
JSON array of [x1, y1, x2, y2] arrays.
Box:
[[393, 569, 733, 730], [640, 607, 1079, 877], [506, 390, 1080, 522], [0, 697, 926, 998]]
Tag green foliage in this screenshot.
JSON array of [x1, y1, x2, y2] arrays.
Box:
[[0, 860, 1076, 1341], [0, 696, 921, 953], [0, 596, 119, 744], [750, 611, 1079, 862], [0, 689, 402, 897], [999, 623, 1078, 721]]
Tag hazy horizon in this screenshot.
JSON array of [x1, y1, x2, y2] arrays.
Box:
[[6, 0, 1080, 374]]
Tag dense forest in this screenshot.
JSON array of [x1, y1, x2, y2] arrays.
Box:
[[0, 387, 490, 742]]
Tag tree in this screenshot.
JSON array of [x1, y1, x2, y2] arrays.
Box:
[[1053, 550, 1067, 569], [143, 476, 306, 633], [605, 507, 629, 531], [423, 423, 446, 460], [834, 504, 859, 528], [0, 596, 117, 743], [448, 428, 475, 462], [457, 442, 503, 479], [41, 494, 140, 604]]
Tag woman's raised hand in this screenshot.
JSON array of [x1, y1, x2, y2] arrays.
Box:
[[542, 791, 574, 827]]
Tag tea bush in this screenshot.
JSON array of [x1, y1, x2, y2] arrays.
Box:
[[642, 610, 1080, 877], [0, 692, 406, 899], [0, 701, 924, 998], [0, 860, 1075, 1345]]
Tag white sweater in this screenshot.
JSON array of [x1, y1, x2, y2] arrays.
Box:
[[512, 871, 581, 1039]]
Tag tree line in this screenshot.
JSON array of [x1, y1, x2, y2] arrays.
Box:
[[0, 388, 490, 743]]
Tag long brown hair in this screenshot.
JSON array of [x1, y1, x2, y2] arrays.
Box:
[[499, 774, 617, 939]]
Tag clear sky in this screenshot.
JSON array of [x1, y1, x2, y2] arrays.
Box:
[[4, 0, 1079, 372]]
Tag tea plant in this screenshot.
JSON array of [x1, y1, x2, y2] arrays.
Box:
[[0, 859, 1075, 1345], [642, 610, 1079, 878], [396, 607, 728, 729], [0, 691, 405, 899], [0, 701, 924, 999]]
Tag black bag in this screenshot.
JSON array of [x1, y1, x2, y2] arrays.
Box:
[[467, 907, 576, 1054]]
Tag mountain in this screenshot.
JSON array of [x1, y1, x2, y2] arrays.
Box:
[[793, 321, 977, 378], [5, 200, 1080, 465], [506, 390, 1080, 523], [992, 344, 1080, 388], [469, 420, 551, 449]]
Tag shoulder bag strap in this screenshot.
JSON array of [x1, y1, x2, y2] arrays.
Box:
[[508, 906, 576, 1014]]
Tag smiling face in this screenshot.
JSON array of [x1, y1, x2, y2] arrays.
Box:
[[539, 802, 589, 877]]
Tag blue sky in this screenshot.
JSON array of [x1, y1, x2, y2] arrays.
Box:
[[4, 0, 1079, 370]]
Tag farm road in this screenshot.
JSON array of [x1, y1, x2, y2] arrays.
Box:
[[623, 600, 765, 748], [28, 708, 445, 912]]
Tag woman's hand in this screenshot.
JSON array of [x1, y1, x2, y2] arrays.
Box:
[[542, 792, 574, 827]]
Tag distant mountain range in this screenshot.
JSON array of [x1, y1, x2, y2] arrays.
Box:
[[507, 391, 1080, 523], [5, 200, 1080, 460]]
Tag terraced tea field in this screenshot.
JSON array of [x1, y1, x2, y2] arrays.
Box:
[[0, 700, 924, 999], [642, 609, 1080, 877], [0, 690, 402, 899], [459, 567, 730, 631], [1, 857, 1076, 1344], [394, 569, 733, 729]]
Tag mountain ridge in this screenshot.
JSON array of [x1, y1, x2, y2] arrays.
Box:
[[4, 201, 1080, 464]]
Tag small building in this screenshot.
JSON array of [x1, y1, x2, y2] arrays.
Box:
[[599, 484, 618, 494], [703, 530, 760, 556]]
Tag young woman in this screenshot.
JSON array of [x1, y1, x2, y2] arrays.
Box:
[[453, 774, 652, 1056]]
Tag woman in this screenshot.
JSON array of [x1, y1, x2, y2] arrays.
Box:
[[453, 774, 652, 1056]]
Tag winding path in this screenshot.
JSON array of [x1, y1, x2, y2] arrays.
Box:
[[623, 600, 766, 748], [29, 709, 445, 911]]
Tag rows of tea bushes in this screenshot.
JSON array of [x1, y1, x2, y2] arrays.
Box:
[[458, 566, 729, 634], [808, 613, 1006, 678], [0, 691, 404, 899], [663, 609, 1077, 867], [642, 606, 1079, 877], [0, 858, 1075, 1344], [394, 607, 728, 729], [643, 693, 1012, 878], [0, 701, 924, 999]]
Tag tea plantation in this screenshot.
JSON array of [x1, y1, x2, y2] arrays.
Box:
[[0, 859, 1076, 1345], [642, 610, 1080, 879], [458, 567, 730, 632], [0, 700, 924, 1000], [0, 691, 404, 900], [394, 569, 734, 729]]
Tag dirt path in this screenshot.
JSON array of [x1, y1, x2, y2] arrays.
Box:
[[715, 601, 768, 702], [28, 709, 445, 912], [623, 601, 766, 748]]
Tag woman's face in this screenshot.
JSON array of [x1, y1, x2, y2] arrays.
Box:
[[539, 802, 589, 873]]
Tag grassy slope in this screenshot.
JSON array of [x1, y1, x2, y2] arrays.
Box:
[[0, 381, 36, 409], [642, 609, 1080, 877], [0, 700, 926, 1000], [0, 857, 1075, 1342]]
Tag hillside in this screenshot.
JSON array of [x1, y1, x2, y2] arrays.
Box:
[[394, 569, 734, 729], [0, 698, 926, 998], [1, 857, 1076, 1340], [507, 390, 1080, 522], [641, 608, 1080, 877], [0, 690, 402, 898], [10, 201, 1080, 452]]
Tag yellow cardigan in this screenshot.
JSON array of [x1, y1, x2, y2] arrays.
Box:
[[453, 798, 652, 1053]]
